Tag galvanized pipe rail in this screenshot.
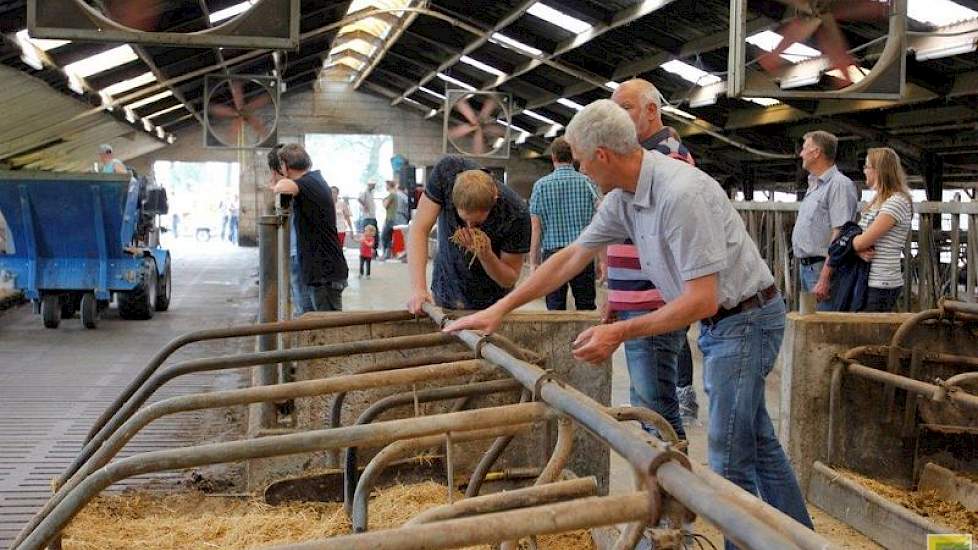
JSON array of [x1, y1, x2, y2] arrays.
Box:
[[14, 360, 494, 550], [16, 403, 552, 550], [421, 303, 831, 550]]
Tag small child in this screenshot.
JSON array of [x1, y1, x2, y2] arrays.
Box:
[[359, 225, 376, 279]]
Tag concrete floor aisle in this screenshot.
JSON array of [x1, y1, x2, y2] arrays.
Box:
[[0, 240, 259, 547]]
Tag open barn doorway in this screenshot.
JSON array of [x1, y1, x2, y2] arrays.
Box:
[[153, 161, 241, 248]]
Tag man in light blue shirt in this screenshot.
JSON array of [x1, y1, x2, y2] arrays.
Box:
[[445, 100, 814, 547], [791, 131, 858, 311]]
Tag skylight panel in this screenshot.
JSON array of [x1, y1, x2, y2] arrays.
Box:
[[460, 56, 506, 77], [526, 3, 593, 34], [604, 81, 620, 90], [908, 0, 978, 26], [145, 104, 185, 120], [746, 30, 821, 62], [126, 90, 173, 110], [497, 120, 531, 134], [16, 29, 69, 51], [332, 38, 377, 58], [419, 86, 446, 99], [210, 1, 257, 23], [660, 60, 722, 86], [490, 33, 543, 57], [556, 98, 585, 111], [522, 109, 560, 126], [744, 97, 780, 106], [64, 45, 137, 78], [100, 72, 156, 97], [436, 73, 476, 91]]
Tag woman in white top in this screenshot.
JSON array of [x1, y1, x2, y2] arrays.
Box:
[[853, 147, 913, 312], [331, 185, 354, 247]]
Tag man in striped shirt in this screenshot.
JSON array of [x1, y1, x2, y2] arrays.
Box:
[[529, 137, 599, 310], [609, 78, 698, 439]]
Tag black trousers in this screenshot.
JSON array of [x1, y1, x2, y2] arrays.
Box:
[[542, 248, 596, 311], [359, 256, 372, 276]]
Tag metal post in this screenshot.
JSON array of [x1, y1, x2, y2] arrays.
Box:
[[256, 215, 279, 431], [275, 195, 293, 384]]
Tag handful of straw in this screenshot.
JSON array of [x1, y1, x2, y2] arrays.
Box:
[[450, 227, 491, 268]]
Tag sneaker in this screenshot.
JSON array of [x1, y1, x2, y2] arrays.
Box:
[[677, 385, 699, 420]]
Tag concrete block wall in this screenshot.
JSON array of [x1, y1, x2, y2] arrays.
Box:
[[128, 76, 550, 246]]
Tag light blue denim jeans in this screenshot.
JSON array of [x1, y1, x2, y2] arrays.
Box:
[[698, 296, 814, 548], [290, 255, 313, 316], [798, 260, 835, 312], [619, 310, 686, 440]]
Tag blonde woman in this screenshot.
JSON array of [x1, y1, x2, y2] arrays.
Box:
[[853, 147, 913, 312]]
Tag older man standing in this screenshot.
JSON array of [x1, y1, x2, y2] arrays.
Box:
[[444, 100, 813, 545], [529, 136, 598, 310], [791, 131, 858, 310], [610, 78, 698, 436]]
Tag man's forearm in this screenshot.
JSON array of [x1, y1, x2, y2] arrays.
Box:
[[495, 245, 597, 313], [477, 252, 520, 288], [407, 227, 429, 292]]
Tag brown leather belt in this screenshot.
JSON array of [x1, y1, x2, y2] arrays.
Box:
[[703, 285, 779, 326]]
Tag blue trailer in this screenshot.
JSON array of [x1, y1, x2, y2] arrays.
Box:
[[0, 171, 171, 328]]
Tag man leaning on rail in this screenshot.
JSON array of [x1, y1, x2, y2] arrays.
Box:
[[443, 99, 814, 549]]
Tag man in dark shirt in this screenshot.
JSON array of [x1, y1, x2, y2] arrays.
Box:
[[270, 144, 348, 312], [407, 155, 530, 313]]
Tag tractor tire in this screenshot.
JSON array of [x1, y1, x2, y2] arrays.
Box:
[[155, 258, 171, 311], [41, 295, 60, 329], [80, 293, 99, 329], [118, 258, 158, 320]]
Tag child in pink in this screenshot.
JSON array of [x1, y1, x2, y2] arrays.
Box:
[[359, 225, 376, 278]]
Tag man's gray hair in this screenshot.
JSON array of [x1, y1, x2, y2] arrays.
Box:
[[564, 99, 639, 159], [629, 78, 663, 109], [803, 130, 838, 161]]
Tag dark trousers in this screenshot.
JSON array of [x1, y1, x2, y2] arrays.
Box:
[[677, 328, 694, 387], [381, 221, 395, 257], [359, 256, 372, 276], [861, 286, 902, 312], [542, 248, 596, 311]]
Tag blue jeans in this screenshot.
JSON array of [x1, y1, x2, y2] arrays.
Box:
[[862, 287, 901, 312], [799, 260, 836, 312], [619, 310, 686, 440], [698, 297, 813, 548], [290, 257, 345, 314], [291, 255, 313, 316]]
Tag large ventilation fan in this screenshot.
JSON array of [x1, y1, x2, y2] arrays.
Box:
[[443, 90, 512, 159], [204, 74, 279, 149]]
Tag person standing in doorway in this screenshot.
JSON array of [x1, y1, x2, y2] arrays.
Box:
[[358, 181, 379, 257], [528, 136, 598, 311], [359, 224, 376, 279], [332, 185, 353, 247], [227, 196, 239, 244], [791, 130, 859, 310]]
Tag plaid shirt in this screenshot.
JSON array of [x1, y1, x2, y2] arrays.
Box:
[[529, 165, 598, 251]]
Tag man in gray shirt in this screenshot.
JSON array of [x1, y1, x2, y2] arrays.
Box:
[[791, 131, 858, 310], [445, 100, 814, 544]]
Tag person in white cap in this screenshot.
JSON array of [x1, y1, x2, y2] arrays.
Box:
[[97, 144, 128, 174]]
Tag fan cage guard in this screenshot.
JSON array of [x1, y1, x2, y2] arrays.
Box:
[[443, 90, 513, 160], [203, 74, 281, 150]]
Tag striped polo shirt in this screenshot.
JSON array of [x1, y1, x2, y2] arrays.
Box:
[[857, 193, 912, 289], [607, 127, 694, 312]]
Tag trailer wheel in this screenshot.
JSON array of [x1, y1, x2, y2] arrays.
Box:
[[41, 295, 60, 329], [80, 293, 99, 329], [155, 258, 171, 311], [118, 258, 158, 320]]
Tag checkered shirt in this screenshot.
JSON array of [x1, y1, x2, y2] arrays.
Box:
[[528, 165, 598, 251]]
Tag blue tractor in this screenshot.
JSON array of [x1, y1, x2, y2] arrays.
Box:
[[0, 171, 172, 328]]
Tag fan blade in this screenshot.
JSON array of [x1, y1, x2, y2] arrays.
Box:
[[758, 17, 823, 73], [815, 16, 856, 80], [483, 124, 506, 139], [209, 103, 239, 118], [245, 93, 272, 112], [220, 117, 244, 146], [448, 124, 478, 139], [478, 97, 497, 121], [772, 0, 815, 16], [829, 0, 890, 22], [231, 81, 245, 111], [455, 98, 480, 125], [472, 126, 486, 155], [244, 115, 269, 143]]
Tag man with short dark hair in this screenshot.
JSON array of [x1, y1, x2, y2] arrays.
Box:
[[529, 137, 598, 311], [269, 143, 348, 312], [406, 156, 530, 313], [791, 130, 858, 310]]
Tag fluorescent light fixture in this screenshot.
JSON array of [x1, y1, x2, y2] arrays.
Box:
[[145, 104, 185, 120], [166, 135, 176, 144], [16, 29, 69, 51], [419, 86, 446, 99], [210, 0, 257, 23], [436, 72, 476, 91], [779, 72, 821, 89], [64, 45, 137, 78], [521, 109, 560, 126], [460, 55, 506, 77], [915, 40, 978, 60], [908, 0, 978, 26], [556, 98, 585, 111], [142, 119, 155, 133], [527, 3, 592, 34], [660, 59, 722, 86], [490, 33, 543, 57], [661, 105, 696, 120], [126, 90, 174, 110], [744, 97, 780, 106], [155, 126, 166, 139], [100, 72, 156, 97], [604, 81, 620, 91], [747, 30, 821, 62]]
